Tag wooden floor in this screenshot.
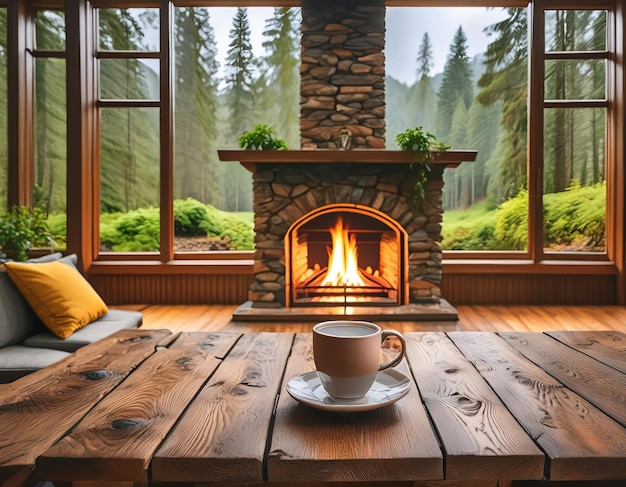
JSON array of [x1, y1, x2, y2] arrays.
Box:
[[118, 304, 626, 334]]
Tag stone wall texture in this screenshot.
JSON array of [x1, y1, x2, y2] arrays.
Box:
[[300, 1, 386, 149], [250, 164, 444, 308]]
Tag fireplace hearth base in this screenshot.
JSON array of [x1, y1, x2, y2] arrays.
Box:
[[232, 299, 460, 326]]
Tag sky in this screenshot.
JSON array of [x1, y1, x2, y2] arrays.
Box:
[[205, 6, 511, 86]]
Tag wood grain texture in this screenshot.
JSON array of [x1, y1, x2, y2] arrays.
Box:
[[500, 332, 626, 428], [404, 333, 544, 481], [35, 332, 241, 483], [545, 330, 626, 373], [0, 329, 172, 479], [217, 149, 477, 165], [449, 332, 626, 481], [131, 304, 626, 334], [267, 333, 442, 482], [151, 332, 294, 483]]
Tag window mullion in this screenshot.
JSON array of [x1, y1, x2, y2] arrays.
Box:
[[160, 0, 173, 263], [528, 2, 545, 263], [7, 0, 34, 207]]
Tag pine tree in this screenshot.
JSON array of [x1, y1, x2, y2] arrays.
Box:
[[225, 7, 256, 140], [98, 10, 159, 213], [436, 26, 473, 142], [590, 12, 606, 184], [223, 8, 256, 212], [174, 7, 222, 208], [416, 32, 433, 80], [34, 11, 66, 215], [261, 8, 300, 148], [476, 8, 528, 201], [443, 99, 468, 209], [544, 10, 607, 192], [408, 32, 436, 129], [465, 100, 502, 203]]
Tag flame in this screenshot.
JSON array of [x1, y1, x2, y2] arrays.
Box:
[[321, 217, 367, 287]]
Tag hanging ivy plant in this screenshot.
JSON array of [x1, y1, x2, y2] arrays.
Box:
[[395, 126, 451, 207]]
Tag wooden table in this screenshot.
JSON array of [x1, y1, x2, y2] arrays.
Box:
[[1, 329, 624, 487]]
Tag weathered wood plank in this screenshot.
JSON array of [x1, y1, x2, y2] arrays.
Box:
[[450, 331, 626, 481], [151, 332, 294, 483], [500, 332, 626, 427], [0, 329, 173, 482], [546, 330, 626, 373], [267, 333, 442, 482], [405, 332, 544, 481], [35, 332, 240, 483]]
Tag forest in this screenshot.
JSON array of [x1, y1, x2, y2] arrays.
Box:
[[0, 6, 607, 252]]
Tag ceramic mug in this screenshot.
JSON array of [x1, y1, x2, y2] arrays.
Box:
[[312, 320, 406, 400]]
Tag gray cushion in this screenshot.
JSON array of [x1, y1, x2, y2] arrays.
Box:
[[27, 252, 64, 263], [0, 345, 70, 383], [29, 252, 79, 270], [23, 309, 143, 352], [0, 271, 42, 347]]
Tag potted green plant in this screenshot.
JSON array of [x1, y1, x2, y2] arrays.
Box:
[[238, 124, 288, 150], [395, 126, 451, 207], [0, 205, 55, 261]]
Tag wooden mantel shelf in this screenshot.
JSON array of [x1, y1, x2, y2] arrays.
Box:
[[218, 149, 477, 171]]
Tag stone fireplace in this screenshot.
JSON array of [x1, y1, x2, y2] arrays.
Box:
[[218, 0, 475, 321], [218, 150, 474, 321]]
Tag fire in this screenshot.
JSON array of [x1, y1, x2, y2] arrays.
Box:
[[320, 217, 367, 287]]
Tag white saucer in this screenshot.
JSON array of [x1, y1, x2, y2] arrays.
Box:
[[286, 369, 411, 412]]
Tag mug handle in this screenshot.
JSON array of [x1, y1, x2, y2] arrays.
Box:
[[378, 330, 406, 371]]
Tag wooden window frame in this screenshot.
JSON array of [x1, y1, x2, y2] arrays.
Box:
[[4, 1, 625, 303]]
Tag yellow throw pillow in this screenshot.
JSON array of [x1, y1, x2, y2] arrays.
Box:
[[4, 260, 108, 339]]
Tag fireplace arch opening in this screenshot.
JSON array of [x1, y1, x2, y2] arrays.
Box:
[[285, 204, 408, 307]]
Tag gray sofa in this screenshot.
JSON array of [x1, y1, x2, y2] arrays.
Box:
[[0, 253, 142, 383]]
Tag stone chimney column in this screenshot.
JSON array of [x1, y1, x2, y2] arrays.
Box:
[[300, 0, 386, 149]]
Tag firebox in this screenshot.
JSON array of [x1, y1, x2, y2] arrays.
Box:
[[285, 204, 408, 307]]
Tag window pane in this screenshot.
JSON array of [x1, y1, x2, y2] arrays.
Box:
[[545, 59, 606, 100], [100, 107, 160, 252], [99, 8, 158, 51], [35, 10, 65, 51], [173, 6, 300, 252], [0, 7, 7, 211], [543, 107, 606, 253], [386, 7, 529, 251], [35, 58, 67, 250], [545, 10, 606, 52], [100, 58, 159, 100]]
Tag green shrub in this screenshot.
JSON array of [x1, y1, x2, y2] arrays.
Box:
[[219, 215, 254, 250], [99, 199, 255, 252], [442, 199, 500, 250], [444, 222, 499, 250], [449, 184, 606, 251], [494, 190, 528, 250], [174, 198, 219, 236], [0, 205, 53, 261], [101, 207, 160, 252], [543, 183, 605, 249]]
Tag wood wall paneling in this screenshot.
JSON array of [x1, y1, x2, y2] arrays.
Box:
[[441, 274, 616, 305], [90, 272, 615, 306], [90, 274, 253, 305]]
